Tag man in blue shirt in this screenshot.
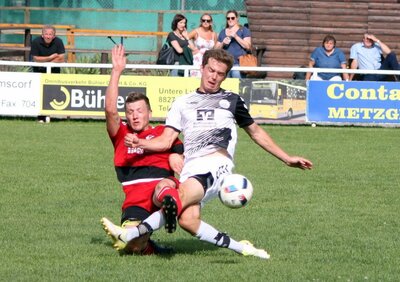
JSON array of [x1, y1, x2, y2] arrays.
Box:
[[215, 10, 252, 78], [306, 35, 349, 81], [349, 33, 399, 81]]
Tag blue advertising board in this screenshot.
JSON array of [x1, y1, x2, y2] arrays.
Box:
[[307, 81, 400, 124]]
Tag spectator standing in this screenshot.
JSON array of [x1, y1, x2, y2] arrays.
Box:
[[188, 13, 217, 77], [215, 10, 252, 78], [349, 33, 400, 81], [167, 14, 193, 77], [30, 25, 65, 73], [306, 35, 349, 81]]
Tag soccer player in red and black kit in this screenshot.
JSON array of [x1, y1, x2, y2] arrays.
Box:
[[100, 44, 183, 255]]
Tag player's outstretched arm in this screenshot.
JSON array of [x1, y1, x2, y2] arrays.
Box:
[[244, 123, 313, 170], [105, 45, 126, 137], [283, 155, 313, 170], [124, 127, 180, 152]]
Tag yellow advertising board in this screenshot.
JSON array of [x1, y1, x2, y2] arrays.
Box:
[[40, 74, 239, 119]]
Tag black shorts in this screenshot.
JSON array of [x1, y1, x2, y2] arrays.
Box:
[[121, 206, 151, 225]]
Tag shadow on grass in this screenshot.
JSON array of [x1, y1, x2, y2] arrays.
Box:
[[91, 235, 240, 262]]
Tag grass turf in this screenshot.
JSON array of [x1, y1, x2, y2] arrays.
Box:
[[0, 119, 399, 281]]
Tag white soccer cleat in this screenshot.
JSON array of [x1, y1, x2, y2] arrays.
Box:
[[101, 217, 128, 251], [240, 240, 271, 260]]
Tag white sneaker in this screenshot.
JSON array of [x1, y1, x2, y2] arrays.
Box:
[[240, 240, 271, 260], [101, 217, 128, 251]]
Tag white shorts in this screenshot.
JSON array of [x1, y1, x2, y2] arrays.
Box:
[[311, 73, 342, 81], [180, 155, 234, 205]]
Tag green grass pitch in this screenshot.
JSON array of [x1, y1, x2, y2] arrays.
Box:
[[0, 119, 399, 281]]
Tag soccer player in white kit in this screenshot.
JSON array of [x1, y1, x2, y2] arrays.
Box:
[[102, 48, 313, 259]]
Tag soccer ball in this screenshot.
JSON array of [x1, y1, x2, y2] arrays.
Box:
[[218, 174, 253, 209]]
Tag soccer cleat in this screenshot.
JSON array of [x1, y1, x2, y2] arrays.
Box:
[[101, 217, 128, 251], [162, 195, 177, 233], [240, 240, 271, 260]]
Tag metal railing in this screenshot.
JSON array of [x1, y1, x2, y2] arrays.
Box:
[[1, 60, 400, 78]]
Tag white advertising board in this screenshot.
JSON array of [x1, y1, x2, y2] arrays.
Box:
[[0, 72, 41, 116]]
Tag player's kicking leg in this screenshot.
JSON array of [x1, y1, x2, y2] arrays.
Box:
[[101, 217, 128, 251], [161, 195, 178, 233], [239, 240, 270, 259], [153, 178, 182, 234], [179, 204, 270, 260], [101, 209, 166, 251]]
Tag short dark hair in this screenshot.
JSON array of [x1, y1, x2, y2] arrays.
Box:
[[125, 92, 151, 111], [322, 35, 336, 46], [202, 49, 234, 74], [171, 14, 187, 30]]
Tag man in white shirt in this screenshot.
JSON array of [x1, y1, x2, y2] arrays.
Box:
[[349, 33, 399, 81]]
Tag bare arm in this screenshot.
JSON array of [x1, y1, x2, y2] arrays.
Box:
[[243, 123, 313, 170], [52, 53, 65, 63], [105, 45, 125, 137], [367, 34, 391, 55], [188, 29, 197, 41], [187, 29, 199, 54], [214, 40, 224, 49], [170, 40, 184, 54], [305, 60, 315, 80], [212, 32, 218, 47], [214, 29, 229, 49], [341, 63, 349, 81], [33, 53, 64, 63], [377, 40, 391, 56], [233, 35, 252, 51], [124, 127, 180, 152], [349, 59, 358, 81], [227, 26, 252, 51]]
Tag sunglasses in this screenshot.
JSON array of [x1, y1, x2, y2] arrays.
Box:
[[226, 16, 236, 20], [201, 19, 212, 23]]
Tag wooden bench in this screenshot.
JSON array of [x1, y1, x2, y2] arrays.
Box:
[[0, 45, 158, 74], [64, 29, 167, 62], [0, 23, 75, 61], [0, 24, 167, 63], [246, 0, 400, 79]]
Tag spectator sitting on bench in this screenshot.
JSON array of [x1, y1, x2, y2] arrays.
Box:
[[30, 25, 65, 73], [305, 35, 349, 81], [349, 33, 399, 81]]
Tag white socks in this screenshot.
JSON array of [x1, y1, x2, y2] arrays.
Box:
[[126, 210, 165, 241], [195, 221, 244, 254]]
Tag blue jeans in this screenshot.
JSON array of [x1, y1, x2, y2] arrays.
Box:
[[362, 52, 399, 81], [170, 62, 180, 77], [170, 68, 179, 77], [227, 64, 242, 78]]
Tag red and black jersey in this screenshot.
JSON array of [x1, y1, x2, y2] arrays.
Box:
[[110, 121, 183, 184]]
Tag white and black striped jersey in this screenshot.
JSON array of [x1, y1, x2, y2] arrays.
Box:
[[166, 88, 254, 162]]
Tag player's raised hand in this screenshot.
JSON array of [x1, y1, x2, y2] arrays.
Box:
[[111, 44, 126, 73]]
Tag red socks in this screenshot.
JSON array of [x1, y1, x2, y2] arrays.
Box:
[[156, 186, 182, 216]]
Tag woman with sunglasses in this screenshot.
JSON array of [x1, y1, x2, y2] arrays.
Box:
[[215, 10, 252, 78], [188, 13, 218, 77]]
